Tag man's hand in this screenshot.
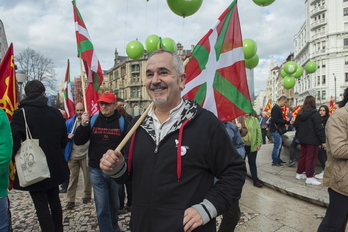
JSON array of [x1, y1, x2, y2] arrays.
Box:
[[183, 207, 203, 232], [100, 149, 124, 172], [81, 112, 89, 125], [67, 133, 74, 139]]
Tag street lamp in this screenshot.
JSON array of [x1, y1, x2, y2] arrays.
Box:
[[294, 91, 299, 106], [332, 73, 336, 103], [16, 70, 26, 101]]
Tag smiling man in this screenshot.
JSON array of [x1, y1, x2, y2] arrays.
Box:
[[100, 49, 246, 232], [74, 92, 127, 232]]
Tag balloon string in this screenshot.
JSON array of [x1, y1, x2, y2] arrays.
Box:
[[124, 0, 129, 51], [181, 17, 185, 44], [156, 0, 159, 34]]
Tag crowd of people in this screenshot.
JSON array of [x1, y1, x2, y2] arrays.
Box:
[[1, 51, 348, 231]]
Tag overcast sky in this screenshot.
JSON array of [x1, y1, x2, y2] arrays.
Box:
[[0, 0, 306, 95]]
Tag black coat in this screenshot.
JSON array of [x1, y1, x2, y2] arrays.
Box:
[[294, 109, 326, 146], [11, 94, 68, 191], [269, 104, 289, 133]]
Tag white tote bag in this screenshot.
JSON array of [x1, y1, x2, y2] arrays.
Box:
[[15, 108, 51, 187]]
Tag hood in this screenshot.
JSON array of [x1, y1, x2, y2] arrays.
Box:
[[298, 109, 317, 121], [19, 93, 48, 108]]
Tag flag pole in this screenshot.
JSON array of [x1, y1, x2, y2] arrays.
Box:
[[79, 58, 88, 113], [115, 58, 189, 151]]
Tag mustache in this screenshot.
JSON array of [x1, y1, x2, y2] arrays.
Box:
[[150, 83, 168, 90]]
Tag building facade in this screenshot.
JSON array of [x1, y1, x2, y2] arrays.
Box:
[[0, 20, 8, 62], [293, 0, 348, 105]]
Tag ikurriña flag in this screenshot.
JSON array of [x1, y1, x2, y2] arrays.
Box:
[[72, 0, 103, 116], [182, 0, 253, 122], [63, 59, 75, 120]]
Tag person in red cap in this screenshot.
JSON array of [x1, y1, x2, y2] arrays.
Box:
[[74, 91, 127, 232]]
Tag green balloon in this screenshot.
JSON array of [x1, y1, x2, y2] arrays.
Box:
[[126, 40, 144, 60], [243, 38, 257, 59], [145, 34, 160, 54], [283, 61, 298, 75], [167, 0, 203, 18], [280, 69, 287, 78], [252, 0, 276, 7], [293, 66, 304, 78], [161, 37, 177, 53], [283, 76, 296, 89], [305, 61, 317, 73], [245, 54, 259, 69]]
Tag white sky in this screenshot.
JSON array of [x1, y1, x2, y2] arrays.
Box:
[[0, 0, 305, 95]]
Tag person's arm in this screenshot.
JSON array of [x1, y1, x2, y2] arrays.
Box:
[[74, 113, 91, 145], [271, 107, 289, 125], [0, 111, 12, 177], [312, 113, 326, 145], [326, 111, 348, 159], [190, 123, 246, 226]]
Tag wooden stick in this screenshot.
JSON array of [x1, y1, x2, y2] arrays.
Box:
[[115, 102, 154, 151], [71, 117, 78, 134], [79, 58, 88, 112]]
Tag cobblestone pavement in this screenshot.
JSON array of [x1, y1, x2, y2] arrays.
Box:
[[8, 190, 257, 231]]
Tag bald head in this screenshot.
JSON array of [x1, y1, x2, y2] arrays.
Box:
[[75, 102, 84, 120]]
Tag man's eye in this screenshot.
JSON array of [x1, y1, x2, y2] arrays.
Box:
[[146, 73, 153, 78]]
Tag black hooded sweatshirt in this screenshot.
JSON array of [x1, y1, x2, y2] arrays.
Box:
[[293, 108, 325, 145]]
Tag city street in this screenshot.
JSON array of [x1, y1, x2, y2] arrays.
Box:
[[9, 177, 328, 232]]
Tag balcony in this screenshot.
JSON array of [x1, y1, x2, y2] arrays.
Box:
[[310, 5, 326, 17], [310, 18, 327, 30]]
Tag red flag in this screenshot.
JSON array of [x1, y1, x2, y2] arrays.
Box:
[[282, 105, 288, 120], [263, 99, 271, 113], [63, 60, 75, 119], [73, 0, 102, 115], [0, 43, 17, 191], [329, 96, 334, 115], [292, 105, 301, 118], [182, 0, 253, 122], [0, 43, 17, 121]]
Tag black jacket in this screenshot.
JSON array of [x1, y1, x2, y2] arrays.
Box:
[[74, 110, 128, 169], [269, 104, 289, 133], [294, 109, 325, 145], [11, 94, 68, 191], [116, 99, 246, 232]]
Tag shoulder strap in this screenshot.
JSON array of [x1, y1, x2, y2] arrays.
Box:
[[90, 114, 99, 129], [119, 116, 124, 132], [90, 113, 124, 132]]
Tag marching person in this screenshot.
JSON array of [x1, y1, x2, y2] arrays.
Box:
[[100, 50, 246, 232], [11, 80, 68, 232], [64, 102, 92, 209], [74, 92, 127, 232]]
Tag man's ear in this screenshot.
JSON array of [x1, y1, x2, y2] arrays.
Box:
[[179, 73, 186, 91]]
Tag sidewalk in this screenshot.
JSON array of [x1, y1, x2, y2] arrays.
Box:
[[254, 143, 329, 207]]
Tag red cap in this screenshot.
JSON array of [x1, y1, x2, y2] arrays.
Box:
[[97, 92, 117, 103]]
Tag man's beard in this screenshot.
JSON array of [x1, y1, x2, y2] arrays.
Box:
[[153, 96, 167, 106]]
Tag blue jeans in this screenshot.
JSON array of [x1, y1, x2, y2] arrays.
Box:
[[271, 132, 282, 164], [0, 196, 10, 232], [89, 166, 120, 232]]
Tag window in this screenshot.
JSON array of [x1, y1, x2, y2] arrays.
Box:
[[344, 8, 348, 16], [322, 41, 326, 50], [345, 73, 348, 82], [345, 56, 348, 65], [322, 90, 326, 100], [322, 59, 326, 67], [322, 75, 326, 84], [317, 76, 320, 85], [344, 38, 348, 46]]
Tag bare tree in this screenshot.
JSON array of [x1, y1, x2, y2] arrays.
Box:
[[15, 48, 57, 95]]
